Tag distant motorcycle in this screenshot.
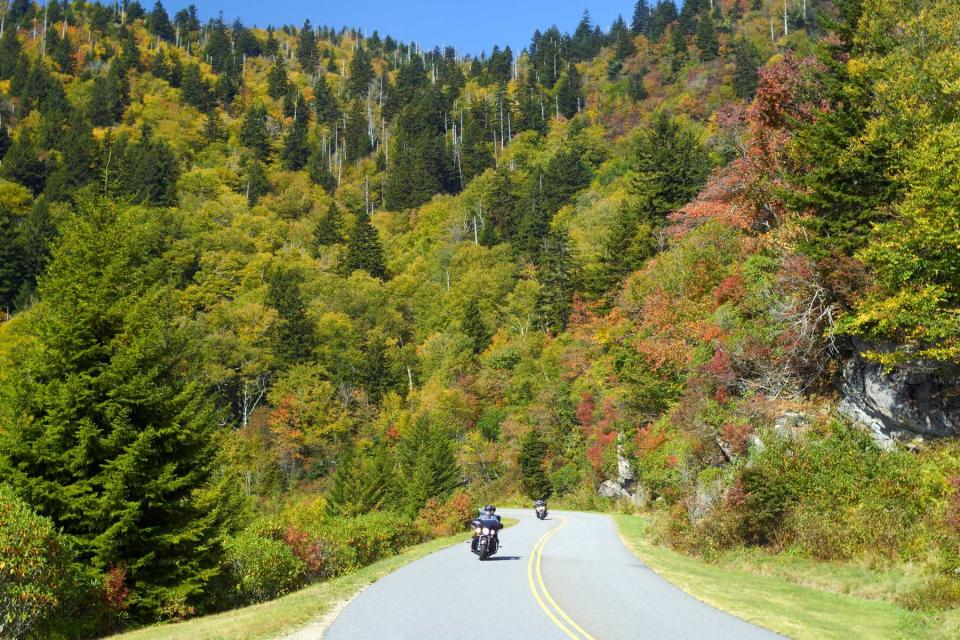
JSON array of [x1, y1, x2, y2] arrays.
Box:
[[469, 515, 502, 560], [535, 499, 548, 520]]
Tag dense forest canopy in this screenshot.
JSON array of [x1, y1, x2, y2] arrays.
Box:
[[1, 0, 960, 637]]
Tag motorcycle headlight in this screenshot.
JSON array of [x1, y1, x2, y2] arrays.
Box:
[[481, 526, 490, 535], [474, 526, 482, 534]]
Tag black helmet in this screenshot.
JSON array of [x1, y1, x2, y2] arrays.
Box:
[[483, 504, 496, 515]]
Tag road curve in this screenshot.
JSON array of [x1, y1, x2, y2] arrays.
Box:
[[324, 509, 782, 640]]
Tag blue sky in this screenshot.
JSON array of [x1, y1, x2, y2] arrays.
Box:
[[163, 1, 632, 56]]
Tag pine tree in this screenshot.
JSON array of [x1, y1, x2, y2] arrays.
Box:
[[0, 198, 22, 311], [245, 159, 271, 207], [239, 103, 271, 160], [267, 59, 289, 100], [0, 197, 242, 619], [203, 108, 226, 143], [519, 429, 551, 500], [204, 18, 231, 73], [348, 45, 374, 99], [307, 145, 337, 194], [345, 99, 371, 162], [146, 1, 175, 41], [89, 65, 128, 126], [733, 38, 761, 100], [535, 230, 580, 334], [462, 297, 491, 354], [325, 443, 395, 517], [265, 266, 316, 369], [398, 419, 460, 515], [44, 122, 98, 201], [281, 102, 310, 170], [296, 19, 318, 72], [0, 20, 21, 80], [2, 129, 46, 193], [312, 202, 344, 249], [542, 142, 593, 215], [180, 62, 213, 111], [345, 208, 387, 279], [670, 23, 687, 74], [555, 64, 584, 119], [696, 12, 720, 61], [120, 127, 180, 206], [591, 204, 655, 300], [631, 111, 710, 220], [312, 74, 341, 124], [632, 0, 651, 34]]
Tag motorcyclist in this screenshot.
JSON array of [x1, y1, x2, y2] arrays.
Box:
[[470, 505, 502, 552]]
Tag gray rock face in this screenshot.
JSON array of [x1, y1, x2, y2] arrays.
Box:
[[839, 347, 960, 445]]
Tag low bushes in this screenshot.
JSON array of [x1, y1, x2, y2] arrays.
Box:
[[0, 485, 75, 640], [224, 529, 308, 605]]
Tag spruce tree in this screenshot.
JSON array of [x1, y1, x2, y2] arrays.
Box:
[[296, 19, 318, 72], [307, 145, 337, 194], [203, 108, 226, 143], [146, 1, 175, 41], [696, 12, 719, 61], [88, 65, 128, 127], [398, 419, 459, 515], [312, 202, 344, 249], [733, 38, 761, 100], [265, 266, 316, 368], [0, 21, 21, 80], [631, 111, 710, 220], [312, 74, 341, 124], [281, 103, 310, 170], [519, 429, 551, 500], [180, 62, 213, 111], [345, 99, 371, 162], [345, 208, 387, 279], [632, 0, 651, 34], [1, 129, 46, 193], [325, 443, 395, 517], [245, 159, 271, 207], [535, 230, 580, 334], [555, 64, 584, 119], [0, 198, 22, 311], [266, 59, 289, 100], [239, 103, 271, 160], [0, 197, 242, 619], [348, 45, 374, 99], [462, 298, 491, 354], [542, 142, 593, 215]]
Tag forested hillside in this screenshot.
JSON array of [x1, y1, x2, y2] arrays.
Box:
[[2, 0, 960, 637]]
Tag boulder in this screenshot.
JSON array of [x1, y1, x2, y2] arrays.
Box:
[[839, 344, 960, 445], [598, 480, 629, 499]]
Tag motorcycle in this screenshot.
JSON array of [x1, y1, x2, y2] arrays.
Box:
[[535, 501, 548, 520], [469, 516, 502, 560]]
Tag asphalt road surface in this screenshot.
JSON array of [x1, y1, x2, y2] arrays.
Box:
[[324, 509, 782, 640]]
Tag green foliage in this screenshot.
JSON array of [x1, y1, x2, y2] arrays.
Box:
[[239, 103, 271, 160], [519, 429, 551, 500], [0, 197, 242, 621], [265, 266, 316, 369], [461, 297, 491, 354], [224, 530, 306, 606], [326, 443, 396, 517], [0, 485, 76, 640], [344, 208, 387, 279]]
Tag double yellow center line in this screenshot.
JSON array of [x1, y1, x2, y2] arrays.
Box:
[[527, 516, 598, 640]]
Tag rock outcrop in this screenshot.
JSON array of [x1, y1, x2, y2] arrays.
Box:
[[839, 345, 960, 447]]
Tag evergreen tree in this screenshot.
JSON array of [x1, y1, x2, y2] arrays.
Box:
[[670, 23, 687, 74], [0, 197, 242, 619], [281, 102, 310, 170], [146, 1, 175, 41], [555, 64, 584, 119], [45, 123, 98, 201], [631, 111, 710, 220], [149, 49, 171, 81], [2, 129, 46, 193], [312, 74, 341, 124], [239, 103, 271, 160], [462, 298, 491, 354], [266, 59, 289, 100], [325, 442, 395, 517], [345, 208, 387, 279], [312, 202, 344, 249], [345, 99, 371, 162], [120, 127, 180, 206], [180, 62, 213, 111], [398, 418, 460, 515], [204, 18, 231, 73], [542, 142, 593, 215], [649, 0, 678, 42], [9, 197, 56, 307], [0, 198, 22, 311], [296, 19, 318, 72], [265, 266, 316, 368], [89, 65, 128, 127], [348, 45, 374, 99], [203, 108, 226, 143], [535, 230, 580, 334], [592, 205, 655, 299], [696, 12, 720, 61], [117, 27, 144, 74], [518, 429, 551, 500], [0, 24, 21, 80], [307, 145, 337, 194], [632, 0, 651, 34], [733, 38, 761, 100], [245, 159, 271, 207]]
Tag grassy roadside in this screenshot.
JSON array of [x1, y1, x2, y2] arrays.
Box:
[[613, 514, 960, 640], [110, 518, 518, 640]]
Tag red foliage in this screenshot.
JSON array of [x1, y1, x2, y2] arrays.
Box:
[[283, 526, 329, 579], [720, 422, 754, 455], [103, 567, 130, 613], [703, 350, 737, 388], [636, 424, 667, 453], [713, 273, 746, 306], [576, 393, 595, 429]]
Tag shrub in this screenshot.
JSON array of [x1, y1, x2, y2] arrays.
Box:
[[321, 512, 419, 568], [416, 490, 474, 537], [224, 529, 307, 606], [0, 486, 75, 640]]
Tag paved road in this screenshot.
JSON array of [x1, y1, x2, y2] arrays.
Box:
[[324, 509, 782, 640]]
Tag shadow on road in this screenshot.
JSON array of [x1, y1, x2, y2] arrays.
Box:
[[485, 556, 521, 561]]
